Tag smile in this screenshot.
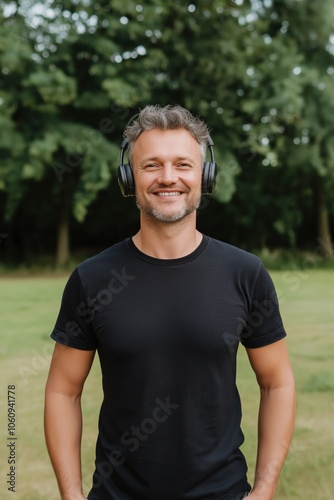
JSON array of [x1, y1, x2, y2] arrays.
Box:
[[156, 192, 182, 197]]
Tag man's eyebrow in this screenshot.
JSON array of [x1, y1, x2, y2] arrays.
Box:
[[175, 156, 197, 162], [140, 156, 197, 163]]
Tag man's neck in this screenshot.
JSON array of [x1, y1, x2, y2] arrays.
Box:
[[132, 215, 202, 260]]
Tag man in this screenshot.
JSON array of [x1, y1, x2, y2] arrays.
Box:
[[45, 105, 295, 500]]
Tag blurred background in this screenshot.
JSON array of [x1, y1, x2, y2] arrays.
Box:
[[0, 2, 334, 499], [0, 0, 333, 269]]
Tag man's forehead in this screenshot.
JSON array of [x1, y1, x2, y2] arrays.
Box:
[[133, 128, 201, 153]]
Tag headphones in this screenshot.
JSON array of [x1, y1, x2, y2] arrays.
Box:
[[117, 135, 217, 197]]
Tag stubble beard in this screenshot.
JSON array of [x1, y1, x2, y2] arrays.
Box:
[[136, 192, 202, 223]]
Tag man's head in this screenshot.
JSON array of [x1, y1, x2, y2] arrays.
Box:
[[118, 105, 216, 223], [123, 105, 210, 164]]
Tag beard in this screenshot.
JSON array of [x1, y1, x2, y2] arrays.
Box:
[[136, 192, 202, 223]]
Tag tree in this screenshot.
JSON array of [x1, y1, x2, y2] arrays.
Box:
[[236, 0, 334, 253], [1, 0, 333, 264], [1, 0, 246, 263], [0, 0, 147, 264]]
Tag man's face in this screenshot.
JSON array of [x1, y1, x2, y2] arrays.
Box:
[[131, 128, 203, 223]]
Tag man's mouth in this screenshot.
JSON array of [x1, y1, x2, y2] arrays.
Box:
[[156, 191, 182, 197]]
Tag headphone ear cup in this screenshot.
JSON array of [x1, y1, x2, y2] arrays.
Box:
[[202, 161, 217, 195], [118, 163, 135, 197]]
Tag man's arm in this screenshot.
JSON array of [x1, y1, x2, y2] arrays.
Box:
[[246, 338, 296, 500], [44, 343, 96, 500]]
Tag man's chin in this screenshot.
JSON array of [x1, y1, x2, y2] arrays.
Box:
[[138, 206, 193, 223], [137, 198, 201, 223], [151, 210, 188, 222]]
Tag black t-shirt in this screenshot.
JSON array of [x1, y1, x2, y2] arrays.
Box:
[[51, 235, 286, 500]]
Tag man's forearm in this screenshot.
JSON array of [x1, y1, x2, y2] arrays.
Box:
[[250, 382, 296, 499], [44, 389, 86, 499]]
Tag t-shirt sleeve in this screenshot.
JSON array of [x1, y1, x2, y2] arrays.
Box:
[[50, 268, 97, 350], [241, 262, 286, 348]]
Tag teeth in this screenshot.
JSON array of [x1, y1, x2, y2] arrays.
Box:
[[157, 192, 181, 196]]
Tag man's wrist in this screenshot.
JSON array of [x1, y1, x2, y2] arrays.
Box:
[[61, 492, 86, 500], [248, 482, 276, 500], [61, 496, 86, 500]]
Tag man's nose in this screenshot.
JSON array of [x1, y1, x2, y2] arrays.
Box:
[[157, 164, 178, 185]]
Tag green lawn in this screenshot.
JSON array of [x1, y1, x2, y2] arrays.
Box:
[[238, 269, 334, 499], [0, 269, 333, 499]]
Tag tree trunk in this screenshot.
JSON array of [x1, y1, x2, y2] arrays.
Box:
[[55, 183, 72, 267], [55, 206, 70, 266], [315, 176, 333, 256]]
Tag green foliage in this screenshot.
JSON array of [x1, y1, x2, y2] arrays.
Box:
[[0, 0, 333, 263], [24, 69, 77, 105]]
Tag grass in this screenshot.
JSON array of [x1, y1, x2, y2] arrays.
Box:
[[237, 269, 334, 499], [0, 269, 333, 499]]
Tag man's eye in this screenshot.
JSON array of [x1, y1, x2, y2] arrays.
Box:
[[145, 164, 159, 170]]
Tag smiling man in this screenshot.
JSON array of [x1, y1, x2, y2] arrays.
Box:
[[45, 105, 295, 500], [133, 128, 202, 224]]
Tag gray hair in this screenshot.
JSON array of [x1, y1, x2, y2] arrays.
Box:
[[123, 104, 210, 163]]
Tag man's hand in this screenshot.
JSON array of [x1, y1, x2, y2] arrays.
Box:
[[61, 493, 87, 500], [247, 491, 272, 500], [60, 484, 88, 500]]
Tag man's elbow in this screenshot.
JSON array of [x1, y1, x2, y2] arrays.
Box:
[[258, 367, 295, 395]]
